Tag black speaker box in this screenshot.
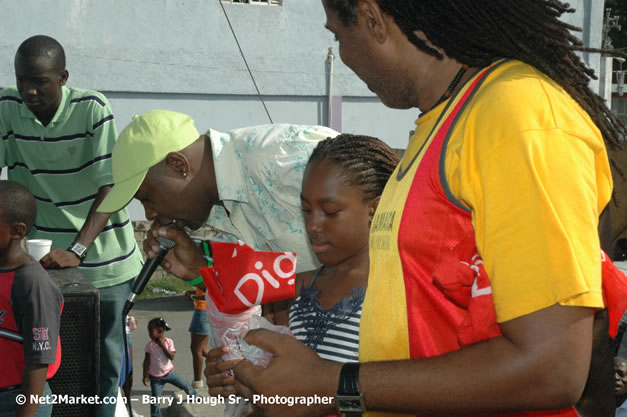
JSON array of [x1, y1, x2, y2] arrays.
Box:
[[48, 268, 100, 417]]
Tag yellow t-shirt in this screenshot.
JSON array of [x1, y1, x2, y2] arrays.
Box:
[[445, 60, 610, 320], [361, 60, 611, 375]]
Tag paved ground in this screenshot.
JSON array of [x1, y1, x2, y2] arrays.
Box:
[[127, 295, 225, 417]]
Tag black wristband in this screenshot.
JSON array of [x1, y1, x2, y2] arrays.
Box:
[[336, 362, 365, 414]]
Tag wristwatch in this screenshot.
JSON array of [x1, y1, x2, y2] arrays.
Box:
[[336, 362, 366, 414], [68, 242, 88, 260]]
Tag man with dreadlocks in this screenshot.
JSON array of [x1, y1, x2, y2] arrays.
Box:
[[231, 1, 627, 416]]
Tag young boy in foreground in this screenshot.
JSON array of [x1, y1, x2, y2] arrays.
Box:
[[0, 180, 63, 417]]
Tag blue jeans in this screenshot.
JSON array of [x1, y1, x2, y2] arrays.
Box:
[[188, 308, 211, 335], [99, 279, 132, 417], [0, 381, 53, 417], [149, 370, 197, 417]]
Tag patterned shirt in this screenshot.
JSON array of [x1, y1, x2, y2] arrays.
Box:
[[206, 124, 338, 273], [0, 86, 142, 288], [4, 261, 63, 365], [289, 269, 363, 363]]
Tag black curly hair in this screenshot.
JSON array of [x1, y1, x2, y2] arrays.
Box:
[[16, 35, 66, 71], [148, 317, 171, 331], [0, 180, 37, 232]]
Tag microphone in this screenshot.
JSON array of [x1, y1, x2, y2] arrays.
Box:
[[122, 236, 176, 317]]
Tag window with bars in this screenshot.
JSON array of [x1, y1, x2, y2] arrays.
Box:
[[221, 0, 282, 5]]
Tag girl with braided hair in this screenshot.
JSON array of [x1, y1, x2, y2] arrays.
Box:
[[204, 134, 399, 395], [230, 1, 626, 417]]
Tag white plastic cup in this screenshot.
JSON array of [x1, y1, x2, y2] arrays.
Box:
[[26, 239, 52, 261]]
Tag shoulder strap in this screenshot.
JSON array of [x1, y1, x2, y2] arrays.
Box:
[[307, 265, 325, 289], [438, 60, 509, 212]]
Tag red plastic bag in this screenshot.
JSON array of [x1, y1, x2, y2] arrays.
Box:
[[201, 241, 297, 314], [432, 237, 502, 346]]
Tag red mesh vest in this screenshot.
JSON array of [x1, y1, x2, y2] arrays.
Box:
[[398, 64, 578, 416]]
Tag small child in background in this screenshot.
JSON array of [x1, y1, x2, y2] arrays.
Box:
[[0, 180, 63, 417], [121, 315, 142, 417], [143, 317, 196, 417], [185, 288, 210, 390]]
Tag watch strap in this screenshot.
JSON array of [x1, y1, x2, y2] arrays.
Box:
[[336, 362, 365, 415]]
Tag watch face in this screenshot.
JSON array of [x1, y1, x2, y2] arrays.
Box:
[[71, 243, 87, 257]]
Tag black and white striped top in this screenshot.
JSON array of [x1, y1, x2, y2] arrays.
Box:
[[288, 267, 364, 363]]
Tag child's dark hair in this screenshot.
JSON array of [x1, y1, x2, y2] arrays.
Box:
[[148, 317, 171, 331], [307, 134, 400, 201], [0, 180, 37, 232]]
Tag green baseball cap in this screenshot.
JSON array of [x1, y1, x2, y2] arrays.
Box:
[[97, 109, 200, 213]]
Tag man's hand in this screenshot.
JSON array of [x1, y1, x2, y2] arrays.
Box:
[[40, 248, 80, 269], [185, 289, 204, 301], [233, 330, 340, 417], [205, 346, 243, 396], [143, 224, 206, 281]]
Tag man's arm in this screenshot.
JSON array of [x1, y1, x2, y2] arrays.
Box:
[[17, 365, 48, 417], [40, 185, 113, 268], [234, 304, 594, 416]]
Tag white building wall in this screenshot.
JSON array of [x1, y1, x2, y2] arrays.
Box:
[[0, 0, 607, 220]]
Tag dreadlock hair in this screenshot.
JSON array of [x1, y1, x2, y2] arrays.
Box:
[[323, 0, 626, 175], [16, 35, 66, 71], [0, 180, 37, 233], [307, 133, 400, 201]]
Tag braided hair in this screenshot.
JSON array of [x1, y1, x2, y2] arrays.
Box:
[[307, 134, 400, 201], [323, 0, 626, 172]]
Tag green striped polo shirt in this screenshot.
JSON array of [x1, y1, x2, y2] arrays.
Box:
[[0, 86, 142, 288]]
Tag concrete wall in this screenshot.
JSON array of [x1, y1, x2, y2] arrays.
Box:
[[0, 0, 604, 94], [0, 0, 605, 128], [0, 0, 369, 96], [0, 0, 606, 220], [0, 0, 419, 146]]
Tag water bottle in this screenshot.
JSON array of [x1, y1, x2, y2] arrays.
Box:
[[127, 316, 138, 331]]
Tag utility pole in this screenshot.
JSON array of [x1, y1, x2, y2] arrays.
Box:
[[600, 8, 623, 106], [603, 8, 622, 49]]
